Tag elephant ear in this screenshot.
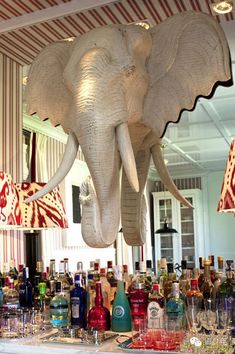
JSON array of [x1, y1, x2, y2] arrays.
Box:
[[26, 41, 73, 127], [143, 11, 231, 137]]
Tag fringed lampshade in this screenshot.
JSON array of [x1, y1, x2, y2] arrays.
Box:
[[0, 172, 22, 229], [217, 140, 235, 213], [15, 182, 68, 229]]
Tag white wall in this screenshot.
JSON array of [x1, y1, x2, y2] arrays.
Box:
[[205, 170, 235, 260]]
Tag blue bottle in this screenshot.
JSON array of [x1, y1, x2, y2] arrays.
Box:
[[70, 274, 87, 328], [19, 267, 33, 308]]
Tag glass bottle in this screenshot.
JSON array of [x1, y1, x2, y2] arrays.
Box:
[[8, 259, 18, 283], [88, 282, 111, 331], [64, 258, 73, 287], [93, 262, 100, 283], [19, 267, 33, 308], [112, 280, 131, 332], [57, 260, 70, 304], [122, 264, 131, 293], [200, 260, 215, 299], [198, 256, 205, 290], [106, 261, 117, 303], [147, 283, 164, 329], [76, 261, 87, 288], [47, 259, 57, 297], [186, 278, 203, 300], [146, 259, 155, 285], [139, 261, 151, 291], [166, 282, 185, 321], [70, 274, 87, 328], [36, 260, 43, 281], [50, 281, 69, 327], [209, 255, 216, 283], [86, 273, 95, 310], [129, 282, 149, 324], [163, 263, 176, 299], [157, 257, 168, 295], [100, 268, 111, 310], [37, 282, 51, 324], [4, 278, 19, 310], [179, 260, 190, 297]]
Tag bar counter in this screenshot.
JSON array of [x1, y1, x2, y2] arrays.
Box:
[[0, 334, 180, 354]]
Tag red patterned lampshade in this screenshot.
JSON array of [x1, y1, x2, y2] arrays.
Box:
[[0, 172, 22, 228], [15, 182, 68, 229], [217, 140, 235, 213]]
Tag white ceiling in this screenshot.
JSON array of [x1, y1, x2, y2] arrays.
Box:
[[1, 0, 235, 179]]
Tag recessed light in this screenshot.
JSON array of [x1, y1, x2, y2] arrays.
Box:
[[210, 1, 233, 14]]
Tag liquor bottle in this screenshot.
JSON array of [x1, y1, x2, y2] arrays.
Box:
[[112, 280, 131, 332], [88, 282, 111, 331], [198, 256, 205, 290], [130, 261, 141, 290], [86, 273, 95, 310], [64, 258, 73, 286], [19, 267, 33, 308], [218, 256, 224, 274], [147, 283, 164, 329], [37, 282, 51, 324], [123, 265, 131, 293], [57, 260, 71, 304], [185, 278, 203, 300], [217, 269, 234, 302], [47, 259, 57, 297], [179, 260, 190, 297], [200, 260, 215, 299], [36, 260, 43, 280], [100, 268, 111, 310], [163, 263, 176, 299], [146, 259, 155, 284], [209, 255, 216, 283], [4, 278, 19, 310], [129, 282, 149, 324], [70, 274, 87, 328], [76, 261, 87, 288], [166, 282, 185, 321], [93, 262, 100, 283], [139, 261, 152, 291], [50, 281, 69, 327], [157, 258, 168, 295], [8, 259, 18, 282], [106, 261, 117, 303], [15, 264, 24, 291]]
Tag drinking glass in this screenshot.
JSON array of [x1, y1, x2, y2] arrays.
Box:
[[131, 316, 148, 349]]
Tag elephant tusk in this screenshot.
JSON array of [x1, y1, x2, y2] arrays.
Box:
[[116, 123, 139, 193], [25, 132, 79, 203], [151, 142, 193, 208]]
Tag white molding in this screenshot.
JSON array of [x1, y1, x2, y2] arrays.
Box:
[[23, 114, 67, 144], [0, 0, 116, 34]]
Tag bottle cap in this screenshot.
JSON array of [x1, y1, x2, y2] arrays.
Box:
[[77, 261, 83, 271], [146, 260, 152, 269], [123, 264, 128, 272], [135, 261, 140, 271], [100, 268, 106, 276]]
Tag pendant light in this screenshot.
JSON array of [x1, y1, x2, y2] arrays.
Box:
[[155, 144, 178, 235]]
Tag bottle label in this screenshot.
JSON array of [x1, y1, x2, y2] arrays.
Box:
[[71, 297, 80, 319], [113, 305, 125, 319], [147, 301, 164, 328]]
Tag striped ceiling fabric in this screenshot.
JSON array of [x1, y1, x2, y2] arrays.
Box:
[[0, 0, 235, 66]]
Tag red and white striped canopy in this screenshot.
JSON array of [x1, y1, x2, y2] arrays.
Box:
[[1, 0, 234, 65]]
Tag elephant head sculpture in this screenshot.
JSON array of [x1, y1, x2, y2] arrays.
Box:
[[26, 11, 231, 247]]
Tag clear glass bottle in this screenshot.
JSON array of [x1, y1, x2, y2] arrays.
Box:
[[4, 278, 19, 310], [100, 268, 111, 310], [112, 280, 131, 332], [88, 282, 110, 331], [50, 281, 69, 327], [147, 283, 164, 329], [157, 258, 168, 295], [70, 274, 87, 328], [63, 258, 73, 287], [166, 282, 185, 321], [8, 259, 18, 283], [57, 260, 70, 304], [47, 259, 57, 297], [76, 261, 87, 288]]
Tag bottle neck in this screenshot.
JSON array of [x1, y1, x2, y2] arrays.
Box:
[[95, 283, 103, 306]]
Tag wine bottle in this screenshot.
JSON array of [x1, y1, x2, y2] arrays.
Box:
[[88, 282, 110, 331], [112, 280, 131, 332]]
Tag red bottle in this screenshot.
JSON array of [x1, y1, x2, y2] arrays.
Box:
[[129, 283, 149, 325], [88, 282, 110, 331]]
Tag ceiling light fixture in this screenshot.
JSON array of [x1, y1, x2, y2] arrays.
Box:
[[211, 1, 233, 14]]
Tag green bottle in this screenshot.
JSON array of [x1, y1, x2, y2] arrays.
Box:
[[111, 280, 131, 332]]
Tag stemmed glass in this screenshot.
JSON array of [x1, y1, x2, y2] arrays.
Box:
[[215, 298, 233, 353], [185, 297, 204, 352]]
